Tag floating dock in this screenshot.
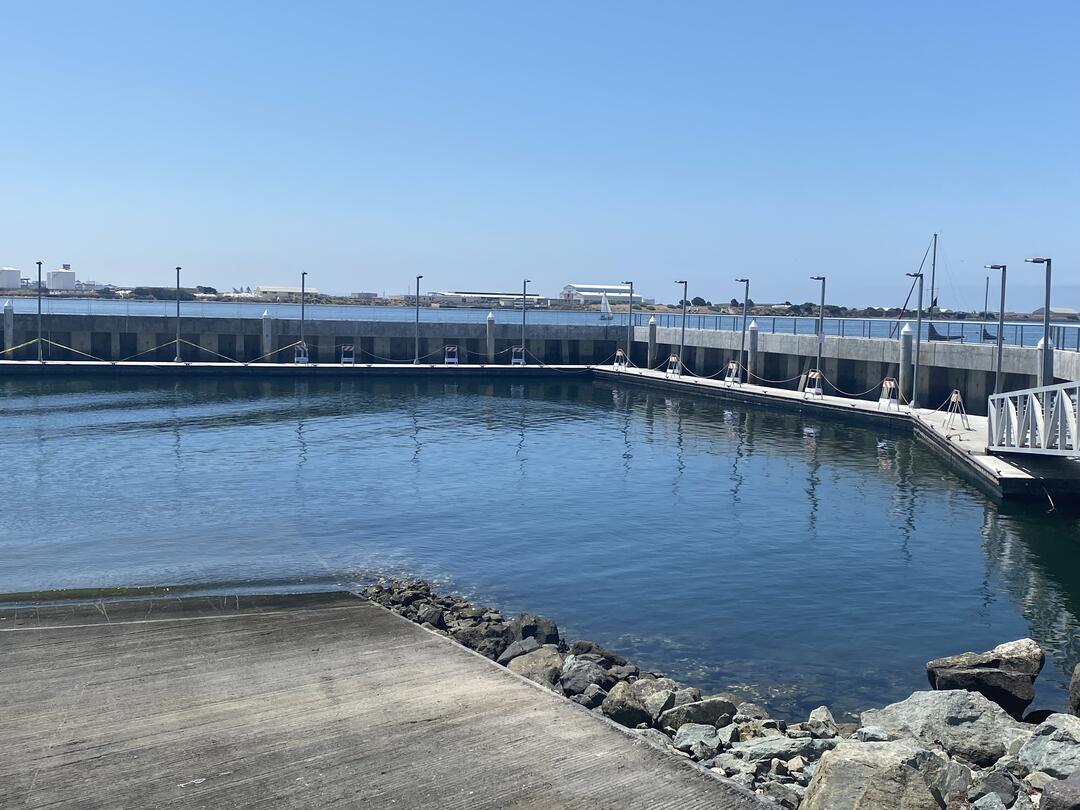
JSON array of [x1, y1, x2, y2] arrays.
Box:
[[0, 592, 763, 809], [2, 359, 1078, 501]]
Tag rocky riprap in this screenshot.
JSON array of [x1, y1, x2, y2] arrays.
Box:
[[362, 578, 1080, 809]]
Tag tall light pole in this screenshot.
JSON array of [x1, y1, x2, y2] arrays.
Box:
[[810, 275, 826, 378], [414, 274, 423, 364], [735, 277, 750, 379], [521, 279, 530, 363], [300, 271, 307, 347], [36, 261, 43, 362], [928, 232, 938, 318], [906, 271, 924, 409], [984, 264, 1007, 395], [676, 280, 688, 373], [1025, 257, 1053, 386], [982, 275, 990, 332], [623, 280, 634, 361], [174, 266, 182, 363]]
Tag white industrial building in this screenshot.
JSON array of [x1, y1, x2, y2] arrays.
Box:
[[47, 265, 77, 291], [429, 290, 545, 307], [560, 284, 649, 305], [0, 267, 21, 289]]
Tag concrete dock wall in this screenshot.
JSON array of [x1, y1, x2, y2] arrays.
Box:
[[4, 312, 1078, 415]]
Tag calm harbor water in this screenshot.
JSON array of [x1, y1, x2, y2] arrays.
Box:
[[3, 376, 1079, 719]]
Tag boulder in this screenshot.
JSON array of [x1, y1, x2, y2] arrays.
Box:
[[506, 645, 564, 691], [600, 681, 651, 728], [569, 639, 627, 667], [807, 705, 839, 739], [1041, 769, 1080, 810], [630, 676, 682, 702], [643, 689, 676, 721], [736, 702, 769, 720], [759, 779, 802, 808], [559, 659, 614, 696], [861, 690, 1030, 766], [972, 794, 1007, 810], [672, 723, 722, 760], [802, 740, 951, 810], [968, 767, 1019, 807], [855, 726, 893, 743], [496, 636, 540, 665], [450, 621, 514, 660], [607, 663, 639, 681], [415, 603, 446, 629], [637, 728, 674, 750], [673, 687, 702, 707], [926, 638, 1045, 719], [657, 696, 738, 733], [1070, 664, 1080, 718], [731, 734, 837, 763], [1017, 714, 1080, 778], [510, 613, 560, 646]]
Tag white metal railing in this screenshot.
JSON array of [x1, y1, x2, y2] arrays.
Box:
[[987, 381, 1080, 457]]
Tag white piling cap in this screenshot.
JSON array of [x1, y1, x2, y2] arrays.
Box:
[[901, 323, 912, 334], [1036, 337, 1055, 349], [262, 309, 270, 318], [648, 315, 656, 325], [2, 299, 11, 310], [486, 311, 495, 321], [748, 319, 758, 330]]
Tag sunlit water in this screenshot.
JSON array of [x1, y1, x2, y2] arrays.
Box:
[[3, 376, 1079, 719]]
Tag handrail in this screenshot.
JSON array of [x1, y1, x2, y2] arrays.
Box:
[[987, 381, 1080, 457]]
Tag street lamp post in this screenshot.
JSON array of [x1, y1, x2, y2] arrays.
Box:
[[1025, 257, 1053, 386], [810, 275, 826, 379], [735, 277, 750, 380], [522, 279, 530, 363], [174, 266, 182, 363], [623, 280, 634, 361], [36, 261, 43, 362], [984, 265, 1007, 395], [414, 274, 423, 364], [300, 271, 307, 348], [676, 280, 688, 373], [906, 271, 924, 409]]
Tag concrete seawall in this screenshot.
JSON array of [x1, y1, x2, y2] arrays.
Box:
[[4, 311, 1079, 415]]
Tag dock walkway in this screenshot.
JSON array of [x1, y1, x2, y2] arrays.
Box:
[[0, 592, 763, 809]]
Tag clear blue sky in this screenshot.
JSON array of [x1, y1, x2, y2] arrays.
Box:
[[3, 2, 1077, 309]]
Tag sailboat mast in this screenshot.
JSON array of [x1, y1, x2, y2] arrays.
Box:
[[929, 232, 938, 318]]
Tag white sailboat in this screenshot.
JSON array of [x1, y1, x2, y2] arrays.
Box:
[[599, 292, 614, 320]]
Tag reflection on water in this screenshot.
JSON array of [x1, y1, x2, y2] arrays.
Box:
[[2, 375, 1079, 719]]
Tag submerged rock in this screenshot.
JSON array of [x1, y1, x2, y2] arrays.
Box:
[[926, 638, 1045, 719], [1017, 714, 1080, 778], [861, 690, 1030, 767]]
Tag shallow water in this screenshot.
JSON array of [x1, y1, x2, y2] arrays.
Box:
[[3, 375, 1079, 719]]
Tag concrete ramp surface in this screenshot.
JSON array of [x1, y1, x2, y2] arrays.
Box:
[[0, 592, 762, 808]]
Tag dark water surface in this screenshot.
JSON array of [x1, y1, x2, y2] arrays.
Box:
[[3, 376, 1079, 719]]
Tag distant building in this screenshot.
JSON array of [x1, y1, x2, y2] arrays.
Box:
[[256, 285, 317, 299], [0, 267, 21, 290], [430, 290, 545, 307], [350, 292, 378, 300], [47, 265, 77, 291], [1033, 307, 1079, 317], [560, 284, 649, 305]]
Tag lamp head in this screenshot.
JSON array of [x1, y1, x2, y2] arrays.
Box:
[[735, 277, 749, 283], [810, 275, 825, 281], [984, 264, 1006, 270], [1025, 257, 1049, 264], [906, 272, 922, 279]]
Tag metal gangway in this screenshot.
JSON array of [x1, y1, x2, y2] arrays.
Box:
[[987, 381, 1080, 457]]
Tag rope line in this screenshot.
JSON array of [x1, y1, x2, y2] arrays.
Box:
[[0, 337, 42, 356]]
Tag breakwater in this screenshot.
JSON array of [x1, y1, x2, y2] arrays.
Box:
[[5, 309, 1080, 415], [366, 576, 1080, 809]]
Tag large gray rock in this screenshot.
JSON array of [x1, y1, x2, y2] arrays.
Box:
[[927, 638, 1045, 718], [559, 659, 614, 696], [630, 676, 682, 702], [972, 794, 1007, 810], [861, 690, 1030, 766], [509, 613, 560, 645], [450, 621, 514, 660], [600, 681, 651, 728], [802, 740, 951, 810], [643, 689, 676, 721], [657, 696, 738, 733], [672, 723, 722, 760], [731, 734, 837, 763], [1070, 663, 1080, 719], [807, 705, 838, 739], [496, 636, 540, 665], [968, 766, 1019, 807], [1017, 714, 1080, 778], [1041, 769, 1080, 810], [506, 645, 564, 692]]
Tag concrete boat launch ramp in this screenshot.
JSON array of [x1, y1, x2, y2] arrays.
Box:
[[0, 592, 762, 809]]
